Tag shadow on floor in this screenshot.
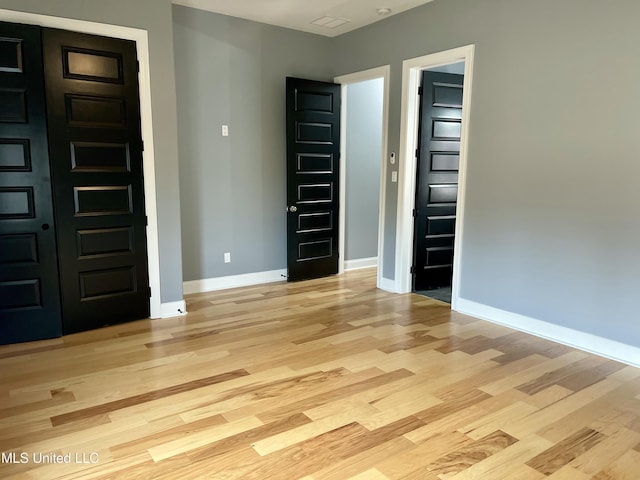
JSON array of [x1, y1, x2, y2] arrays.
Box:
[[415, 286, 451, 304]]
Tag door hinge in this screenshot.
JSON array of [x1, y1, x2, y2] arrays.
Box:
[[415, 148, 419, 159], [141, 139, 145, 152], [145, 215, 148, 226], [418, 86, 423, 96], [147, 286, 152, 298], [412, 209, 418, 218], [136, 60, 140, 73], [410, 266, 416, 275]]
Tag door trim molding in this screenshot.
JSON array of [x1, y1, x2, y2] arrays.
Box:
[[334, 65, 390, 291], [0, 8, 162, 318], [396, 45, 475, 309]]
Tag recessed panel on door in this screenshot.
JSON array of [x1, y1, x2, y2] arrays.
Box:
[[77, 227, 133, 258], [433, 83, 463, 108], [426, 246, 453, 266], [297, 153, 333, 174], [79, 266, 136, 300], [296, 122, 332, 144], [0, 139, 30, 171], [0, 89, 27, 123], [0, 37, 23, 72], [0, 234, 38, 265], [0, 187, 34, 218], [432, 119, 461, 139], [63, 47, 123, 83], [295, 90, 334, 113], [298, 211, 332, 233], [73, 185, 132, 216], [0, 279, 41, 309], [65, 94, 125, 127], [428, 184, 458, 205], [298, 239, 333, 261], [426, 215, 456, 236], [297, 183, 333, 204], [70, 141, 130, 172], [431, 153, 459, 172]]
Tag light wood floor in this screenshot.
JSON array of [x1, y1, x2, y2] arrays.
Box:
[[1, 268, 640, 479]]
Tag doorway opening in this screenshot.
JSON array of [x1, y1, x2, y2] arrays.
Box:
[[413, 62, 465, 304], [395, 45, 475, 310], [335, 66, 390, 290]]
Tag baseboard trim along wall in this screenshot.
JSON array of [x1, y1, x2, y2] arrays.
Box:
[[456, 298, 640, 368], [344, 257, 378, 271], [159, 300, 187, 318], [183, 269, 288, 295]]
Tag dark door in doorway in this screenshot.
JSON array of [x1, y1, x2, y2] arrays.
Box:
[[42, 28, 150, 334], [0, 22, 62, 344], [412, 71, 463, 291], [285, 77, 341, 282]]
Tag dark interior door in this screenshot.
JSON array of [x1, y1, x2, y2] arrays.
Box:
[[42, 28, 149, 334], [0, 22, 62, 344], [286, 77, 341, 282], [412, 71, 463, 291]]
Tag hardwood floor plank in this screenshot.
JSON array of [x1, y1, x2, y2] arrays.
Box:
[[503, 377, 623, 439], [406, 388, 529, 444], [591, 449, 640, 480], [147, 415, 263, 462], [50, 369, 249, 426], [426, 430, 518, 478], [310, 437, 419, 480], [526, 427, 606, 476], [570, 426, 640, 476], [255, 368, 415, 424], [445, 435, 551, 480], [346, 468, 390, 479]]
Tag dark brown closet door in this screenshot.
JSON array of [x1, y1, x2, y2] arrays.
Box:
[[0, 21, 62, 345], [42, 28, 149, 334]]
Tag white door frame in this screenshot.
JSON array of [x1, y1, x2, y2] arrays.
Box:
[[0, 8, 163, 318], [334, 65, 390, 290], [395, 45, 475, 310]]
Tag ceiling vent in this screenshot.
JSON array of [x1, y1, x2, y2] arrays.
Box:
[[311, 16, 351, 29]]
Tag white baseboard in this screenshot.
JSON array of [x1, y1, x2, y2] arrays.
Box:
[[456, 298, 640, 368], [183, 269, 287, 295], [158, 300, 187, 319], [345, 257, 378, 271]]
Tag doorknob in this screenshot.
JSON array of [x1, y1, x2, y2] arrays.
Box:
[[288, 206, 298, 213]]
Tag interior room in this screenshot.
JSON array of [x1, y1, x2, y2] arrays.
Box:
[[1, 0, 640, 478]]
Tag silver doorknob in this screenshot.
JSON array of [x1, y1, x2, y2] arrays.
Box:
[[288, 206, 298, 212]]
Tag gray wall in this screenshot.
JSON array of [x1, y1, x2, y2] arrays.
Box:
[[0, 0, 184, 303], [173, 5, 333, 281], [345, 79, 383, 261], [332, 0, 640, 347]]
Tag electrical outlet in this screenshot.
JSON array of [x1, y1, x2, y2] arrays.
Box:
[[221, 125, 229, 137], [224, 252, 231, 263]]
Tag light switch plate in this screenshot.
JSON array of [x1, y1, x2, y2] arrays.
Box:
[[391, 171, 398, 183], [222, 125, 229, 137]]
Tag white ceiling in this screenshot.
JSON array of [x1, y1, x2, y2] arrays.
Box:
[[172, 0, 435, 37]]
